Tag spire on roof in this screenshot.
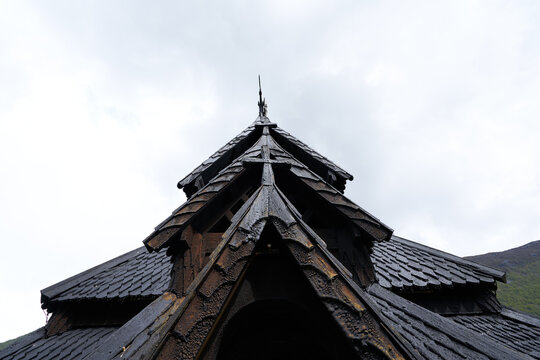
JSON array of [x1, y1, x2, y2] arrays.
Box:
[[258, 75, 268, 117]]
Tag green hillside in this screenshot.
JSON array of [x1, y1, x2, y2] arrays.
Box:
[[0, 332, 34, 351], [0, 338, 15, 351], [465, 240, 540, 316]]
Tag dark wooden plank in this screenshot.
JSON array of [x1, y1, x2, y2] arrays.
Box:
[[180, 225, 195, 248], [169, 251, 184, 295], [146, 227, 182, 251], [204, 233, 222, 255], [191, 232, 204, 274], [183, 248, 194, 294], [46, 309, 73, 336]]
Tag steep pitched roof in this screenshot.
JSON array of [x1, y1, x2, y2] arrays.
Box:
[[177, 116, 353, 198], [271, 126, 353, 180], [144, 123, 391, 252], [144, 159, 246, 251], [82, 166, 527, 359], [176, 121, 260, 197], [84, 162, 413, 359], [81, 126, 526, 359]]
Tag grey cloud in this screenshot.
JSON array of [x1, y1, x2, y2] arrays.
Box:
[[1, 0, 540, 342]]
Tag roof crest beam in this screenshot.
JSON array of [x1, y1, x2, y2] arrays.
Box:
[[242, 124, 286, 188]]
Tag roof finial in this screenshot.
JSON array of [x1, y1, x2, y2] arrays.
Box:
[[258, 75, 268, 117]]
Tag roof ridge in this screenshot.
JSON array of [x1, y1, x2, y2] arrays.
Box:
[[271, 126, 353, 180], [501, 307, 540, 327]]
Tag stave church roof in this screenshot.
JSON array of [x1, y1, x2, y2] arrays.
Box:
[[3, 85, 539, 360]]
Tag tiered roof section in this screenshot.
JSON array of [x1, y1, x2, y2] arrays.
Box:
[[143, 115, 392, 254], [83, 128, 414, 359], [176, 117, 353, 198], [40, 236, 504, 311], [41, 247, 171, 307], [372, 235, 505, 291]]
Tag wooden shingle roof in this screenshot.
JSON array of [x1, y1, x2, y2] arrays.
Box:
[[40, 236, 506, 310], [372, 235, 504, 291], [367, 284, 532, 360], [40, 247, 171, 307], [0, 327, 117, 360], [450, 309, 540, 358]]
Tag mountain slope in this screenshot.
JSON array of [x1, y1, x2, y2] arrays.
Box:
[[465, 240, 540, 316]]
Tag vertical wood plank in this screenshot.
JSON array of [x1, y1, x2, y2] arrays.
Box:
[[183, 248, 194, 293], [170, 251, 185, 295], [191, 232, 203, 273]]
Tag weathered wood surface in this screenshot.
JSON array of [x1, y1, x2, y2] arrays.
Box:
[[151, 169, 409, 359]]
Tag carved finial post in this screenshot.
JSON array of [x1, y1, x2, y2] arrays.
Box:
[[258, 75, 268, 117]]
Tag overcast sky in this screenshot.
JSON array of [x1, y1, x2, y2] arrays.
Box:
[[1, 0, 540, 341]]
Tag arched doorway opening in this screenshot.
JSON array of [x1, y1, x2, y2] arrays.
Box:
[[217, 300, 332, 360]]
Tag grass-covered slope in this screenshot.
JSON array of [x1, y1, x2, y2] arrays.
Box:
[[0, 338, 15, 350], [465, 240, 540, 316]]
